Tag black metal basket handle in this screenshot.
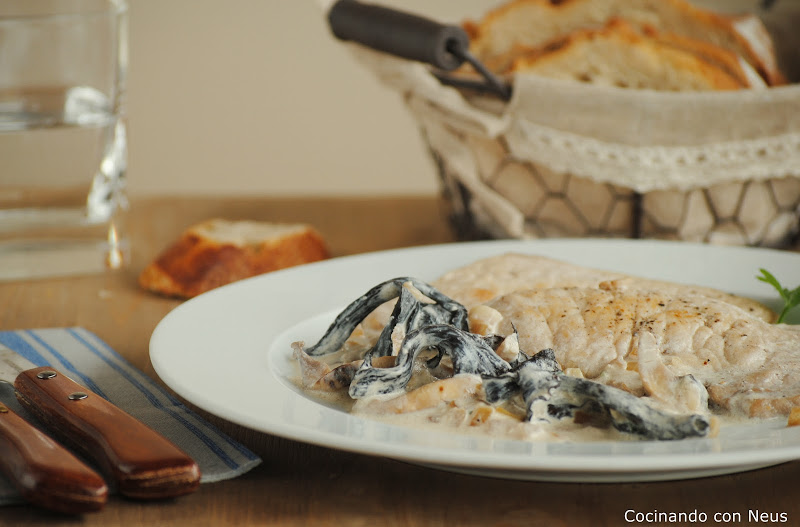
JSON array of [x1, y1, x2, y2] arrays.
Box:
[[327, 0, 512, 100]]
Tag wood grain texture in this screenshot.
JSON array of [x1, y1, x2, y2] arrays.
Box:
[[14, 367, 200, 500], [0, 196, 798, 526], [0, 404, 107, 514]]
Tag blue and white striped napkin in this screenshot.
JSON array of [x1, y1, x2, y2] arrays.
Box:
[[0, 327, 261, 505]]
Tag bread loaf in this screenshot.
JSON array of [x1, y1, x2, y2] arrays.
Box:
[[466, 0, 784, 86], [138, 219, 330, 298], [640, 24, 767, 89], [507, 19, 748, 91]]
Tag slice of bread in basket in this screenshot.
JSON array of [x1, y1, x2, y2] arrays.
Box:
[[508, 19, 746, 91], [467, 0, 784, 85], [138, 219, 330, 298], [640, 24, 767, 88]]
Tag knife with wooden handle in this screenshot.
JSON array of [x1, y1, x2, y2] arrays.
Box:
[[0, 400, 108, 514], [0, 346, 201, 500]]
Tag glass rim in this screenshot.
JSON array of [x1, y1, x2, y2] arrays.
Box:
[[0, 0, 127, 23]]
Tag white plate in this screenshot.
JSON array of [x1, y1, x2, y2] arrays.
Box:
[[150, 239, 800, 482]]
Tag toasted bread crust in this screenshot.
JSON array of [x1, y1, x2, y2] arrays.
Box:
[[468, 0, 784, 86], [138, 220, 330, 298], [508, 19, 745, 91], [641, 24, 765, 88]]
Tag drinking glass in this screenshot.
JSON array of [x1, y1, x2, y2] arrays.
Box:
[[0, 0, 128, 280]]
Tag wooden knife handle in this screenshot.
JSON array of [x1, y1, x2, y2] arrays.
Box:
[[15, 367, 201, 500], [0, 401, 108, 514]]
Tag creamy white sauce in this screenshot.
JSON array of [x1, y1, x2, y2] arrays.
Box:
[[289, 353, 693, 444], [291, 369, 633, 443]]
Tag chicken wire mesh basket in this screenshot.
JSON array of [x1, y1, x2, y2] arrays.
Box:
[[326, 0, 800, 247], [413, 83, 800, 246]]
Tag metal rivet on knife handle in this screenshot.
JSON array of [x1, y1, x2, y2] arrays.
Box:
[[68, 392, 89, 401], [0, 403, 7, 414], [36, 371, 57, 380]]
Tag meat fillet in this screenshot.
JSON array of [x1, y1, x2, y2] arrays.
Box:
[[433, 253, 775, 322], [435, 254, 797, 418]]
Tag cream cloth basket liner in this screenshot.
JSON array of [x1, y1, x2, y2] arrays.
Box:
[[349, 46, 800, 195]]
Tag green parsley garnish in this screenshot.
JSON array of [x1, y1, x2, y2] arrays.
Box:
[[757, 268, 800, 324]]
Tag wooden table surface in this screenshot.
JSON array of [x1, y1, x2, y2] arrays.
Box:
[[1, 196, 798, 526]]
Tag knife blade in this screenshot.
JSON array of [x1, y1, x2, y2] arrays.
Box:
[[0, 345, 201, 500], [0, 397, 108, 514]]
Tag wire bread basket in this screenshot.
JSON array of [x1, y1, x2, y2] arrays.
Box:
[[326, 0, 800, 247]]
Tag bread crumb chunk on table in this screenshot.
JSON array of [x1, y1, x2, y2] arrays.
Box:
[[138, 219, 330, 298]]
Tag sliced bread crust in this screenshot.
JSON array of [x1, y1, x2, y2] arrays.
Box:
[[138, 219, 330, 298], [467, 0, 783, 85], [508, 19, 745, 91]]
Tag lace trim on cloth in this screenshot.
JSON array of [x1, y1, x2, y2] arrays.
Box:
[[505, 121, 800, 193]]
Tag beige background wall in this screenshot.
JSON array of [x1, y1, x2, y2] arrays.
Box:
[[126, 0, 762, 198], [126, 0, 491, 198]]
